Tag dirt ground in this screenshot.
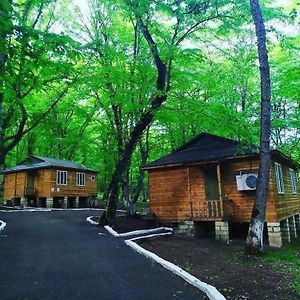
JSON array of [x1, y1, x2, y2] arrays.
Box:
[[107, 216, 299, 299], [139, 236, 299, 300], [113, 215, 156, 233]]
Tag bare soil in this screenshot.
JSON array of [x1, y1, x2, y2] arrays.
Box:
[[113, 215, 156, 233], [108, 216, 299, 299], [139, 236, 299, 300]]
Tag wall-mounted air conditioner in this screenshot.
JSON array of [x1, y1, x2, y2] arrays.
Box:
[[236, 173, 258, 191]]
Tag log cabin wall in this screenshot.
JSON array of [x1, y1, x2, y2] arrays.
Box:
[[3, 172, 26, 200], [148, 167, 191, 222], [271, 160, 300, 221], [48, 169, 97, 197], [34, 169, 52, 197], [3, 169, 97, 200], [221, 158, 278, 223], [148, 157, 298, 223]]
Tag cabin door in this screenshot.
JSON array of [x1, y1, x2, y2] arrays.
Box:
[[27, 172, 35, 189], [203, 167, 219, 200]]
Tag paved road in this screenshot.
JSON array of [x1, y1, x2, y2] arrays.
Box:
[[0, 210, 207, 300]]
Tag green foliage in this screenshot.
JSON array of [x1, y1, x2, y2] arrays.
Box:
[[2, 0, 299, 204], [263, 240, 300, 292]]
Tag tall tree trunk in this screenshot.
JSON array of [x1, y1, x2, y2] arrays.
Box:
[[128, 129, 150, 215], [101, 18, 169, 224], [245, 0, 271, 254]]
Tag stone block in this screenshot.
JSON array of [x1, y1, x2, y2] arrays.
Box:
[[295, 214, 300, 234], [46, 197, 53, 208], [280, 219, 291, 243], [20, 197, 27, 208], [288, 216, 297, 239]]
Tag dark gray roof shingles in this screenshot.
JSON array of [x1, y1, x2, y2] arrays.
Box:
[[144, 133, 295, 168], [1, 155, 97, 174]]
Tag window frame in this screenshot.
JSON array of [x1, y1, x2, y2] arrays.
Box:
[[56, 170, 68, 185], [275, 163, 284, 194], [289, 168, 297, 194], [91, 175, 96, 181], [76, 172, 86, 187]]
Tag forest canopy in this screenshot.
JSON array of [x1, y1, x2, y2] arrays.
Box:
[[0, 0, 299, 206]]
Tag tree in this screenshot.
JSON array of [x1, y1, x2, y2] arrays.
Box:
[[98, 0, 246, 224], [245, 0, 271, 254], [0, 0, 80, 169]]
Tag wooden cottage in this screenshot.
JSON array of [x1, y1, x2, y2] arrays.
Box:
[[1, 156, 98, 208], [144, 133, 300, 247]]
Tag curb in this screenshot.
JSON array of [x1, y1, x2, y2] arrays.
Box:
[[86, 216, 99, 225], [125, 234, 226, 300], [104, 225, 173, 238], [0, 220, 7, 231]]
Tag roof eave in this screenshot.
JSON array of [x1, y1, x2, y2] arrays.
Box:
[[143, 153, 259, 170]]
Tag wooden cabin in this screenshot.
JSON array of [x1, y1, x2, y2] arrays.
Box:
[[1, 156, 98, 208], [144, 133, 300, 247]]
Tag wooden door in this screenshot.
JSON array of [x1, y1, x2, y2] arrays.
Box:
[[27, 172, 34, 189], [204, 167, 219, 200], [26, 172, 35, 196]]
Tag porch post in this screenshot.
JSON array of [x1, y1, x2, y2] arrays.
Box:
[[187, 167, 192, 219], [216, 164, 224, 216]]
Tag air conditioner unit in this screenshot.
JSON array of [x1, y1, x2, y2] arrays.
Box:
[[236, 173, 258, 191]]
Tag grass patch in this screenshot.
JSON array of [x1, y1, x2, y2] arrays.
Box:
[[263, 239, 300, 292]]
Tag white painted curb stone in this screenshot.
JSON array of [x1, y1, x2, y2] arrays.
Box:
[[0, 220, 7, 231], [86, 216, 99, 225], [125, 235, 226, 300], [104, 225, 173, 238]]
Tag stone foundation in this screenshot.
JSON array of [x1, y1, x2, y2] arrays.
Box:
[[288, 216, 297, 239], [63, 196, 68, 209], [20, 197, 27, 208], [215, 221, 229, 243], [280, 219, 291, 243], [46, 197, 53, 208], [267, 222, 282, 248], [295, 214, 300, 235], [175, 221, 195, 237]]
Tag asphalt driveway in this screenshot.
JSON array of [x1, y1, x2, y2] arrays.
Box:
[[0, 210, 207, 299]]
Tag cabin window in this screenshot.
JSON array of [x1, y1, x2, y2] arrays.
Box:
[[289, 169, 297, 194], [56, 170, 67, 185], [91, 175, 96, 181], [76, 172, 85, 186], [275, 163, 284, 194]]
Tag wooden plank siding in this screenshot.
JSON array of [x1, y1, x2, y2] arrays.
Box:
[[271, 161, 300, 221], [4, 172, 26, 200], [48, 169, 97, 197], [149, 167, 191, 222], [148, 157, 300, 223], [3, 169, 97, 200], [221, 159, 278, 223]]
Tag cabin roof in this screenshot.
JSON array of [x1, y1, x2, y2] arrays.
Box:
[[144, 133, 297, 169], [1, 155, 98, 174]]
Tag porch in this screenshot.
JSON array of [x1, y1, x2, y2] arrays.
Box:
[[190, 198, 234, 221], [189, 163, 234, 221]]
